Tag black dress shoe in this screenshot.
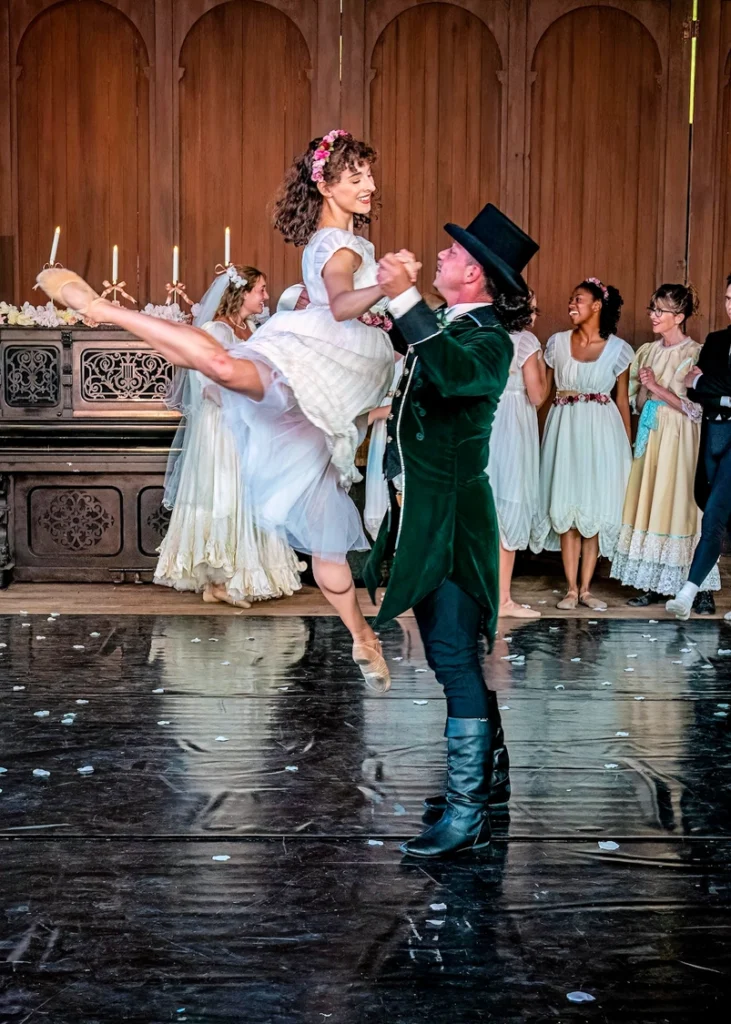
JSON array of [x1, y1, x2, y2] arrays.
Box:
[[627, 591, 662, 607], [693, 590, 716, 615], [402, 718, 494, 858], [423, 726, 510, 822]]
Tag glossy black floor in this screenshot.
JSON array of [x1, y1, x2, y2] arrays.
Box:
[[1, 612, 731, 1022]]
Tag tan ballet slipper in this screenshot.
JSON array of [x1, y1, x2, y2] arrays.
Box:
[[352, 636, 391, 694], [206, 583, 252, 609], [556, 592, 578, 611], [202, 587, 222, 605], [579, 592, 607, 612], [36, 269, 103, 317], [498, 601, 541, 619]]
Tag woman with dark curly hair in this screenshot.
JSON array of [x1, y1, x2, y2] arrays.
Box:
[[36, 130, 417, 693], [531, 279, 633, 610], [611, 284, 719, 610]]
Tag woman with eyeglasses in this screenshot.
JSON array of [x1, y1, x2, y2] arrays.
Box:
[[610, 284, 720, 610]]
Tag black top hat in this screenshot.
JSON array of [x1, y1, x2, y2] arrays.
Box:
[[445, 204, 539, 296]]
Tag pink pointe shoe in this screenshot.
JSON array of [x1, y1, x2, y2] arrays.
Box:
[[352, 636, 391, 694], [36, 269, 103, 317]]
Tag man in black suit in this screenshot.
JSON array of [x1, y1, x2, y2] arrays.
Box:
[[667, 275, 731, 620]]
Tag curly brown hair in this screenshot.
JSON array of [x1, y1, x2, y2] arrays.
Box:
[[651, 282, 700, 326], [272, 134, 377, 246], [214, 265, 265, 320]]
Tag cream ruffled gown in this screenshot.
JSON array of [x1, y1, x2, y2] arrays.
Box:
[[154, 320, 304, 601]]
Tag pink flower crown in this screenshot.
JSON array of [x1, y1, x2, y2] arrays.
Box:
[[311, 129, 350, 183], [586, 276, 609, 301]]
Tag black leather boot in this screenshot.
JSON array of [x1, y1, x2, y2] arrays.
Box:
[[422, 725, 510, 823], [693, 591, 716, 615], [627, 591, 661, 607], [401, 718, 494, 858]]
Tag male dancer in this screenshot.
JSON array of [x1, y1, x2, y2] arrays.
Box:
[[364, 203, 539, 857], [667, 275, 731, 620]]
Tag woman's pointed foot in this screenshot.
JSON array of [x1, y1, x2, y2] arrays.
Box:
[[205, 583, 251, 609], [352, 636, 391, 693], [36, 269, 103, 317], [556, 591, 578, 611], [579, 591, 607, 612], [498, 600, 540, 619]]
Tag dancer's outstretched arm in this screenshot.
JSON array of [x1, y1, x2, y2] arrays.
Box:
[[90, 298, 264, 399]]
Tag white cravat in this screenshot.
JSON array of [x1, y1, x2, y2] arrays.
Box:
[[389, 286, 491, 321]]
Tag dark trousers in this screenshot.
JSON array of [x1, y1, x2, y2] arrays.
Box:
[[689, 421, 731, 586], [412, 578, 499, 721]]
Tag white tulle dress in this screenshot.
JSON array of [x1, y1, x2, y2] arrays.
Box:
[[531, 330, 634, 558], [486, 330, 542, 550], [221, 227, 395, 563], [154, 320, 304, 601]]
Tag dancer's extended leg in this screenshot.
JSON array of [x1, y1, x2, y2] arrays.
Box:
[[312, 557, 390, 693]]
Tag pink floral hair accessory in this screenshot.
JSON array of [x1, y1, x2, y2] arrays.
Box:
[[586, 277, 609, 301], [311, 129, 351, 183]]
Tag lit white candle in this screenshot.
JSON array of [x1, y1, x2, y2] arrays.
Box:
[[225, 226, 231, 266], [49, 226, 61, 265], [112, 245, 118, 285], [173, 245, 179, 285]]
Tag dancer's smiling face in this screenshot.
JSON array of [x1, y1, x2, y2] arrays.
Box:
[[241, 276, 269, 316], [433, 241, 485, 304], [318, 161, 376, 217], [568, 287, 601, 327]]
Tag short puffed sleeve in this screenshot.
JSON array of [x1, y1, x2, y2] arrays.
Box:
[[201, 320, 237, 350], [311, 228, 367, 278], [612, 337, 635, 378], [544, 333, 560, 369], [515, 330, 543, 368], [628, 342, 652, 410]]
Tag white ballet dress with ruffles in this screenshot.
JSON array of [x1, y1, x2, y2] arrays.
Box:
[[154, 320, 304, 601], [531, 330, 634, 558], [221, 227, 395, 563], [486, 330, 542, 551]]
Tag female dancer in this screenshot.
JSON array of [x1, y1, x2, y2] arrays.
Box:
[[37, 131, 415, 692], [156, 264, 304, 607], [611, 284, 720, 609], [531, 279, 633, 610], [487, 292, 546, 617]]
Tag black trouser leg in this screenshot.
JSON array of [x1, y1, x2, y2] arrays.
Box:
[[689, 423, 731, 586]]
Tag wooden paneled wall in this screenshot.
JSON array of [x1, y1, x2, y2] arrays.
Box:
[[0, 0, 729, 342]]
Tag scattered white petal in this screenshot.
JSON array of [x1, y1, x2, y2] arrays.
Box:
[[392, 656, 403, 662], [649, 638, 658, 642], [554, 684, 565, 690], [649, 619, 658, 624], [537, 600, 547, 605], [214, 736, 229, 742], [367, 839, 383, 846], [718, 649, 731, 656], [90, 632, 101, 638], [75, 699, 89, 705], [549, 626, 560, 632], [208, 638, 219, 642], [279, 686, 290, 691], [414, 668, 428, 673], [552, 590, 560, 594], [157, 720, 171, 726], [717, 703, 730, 709], [32, 769, 50, 778], [0, 643, 6, 649], [50, 613, 60, 618], [615, 731, 629, 737], [602, 681, 612, 686], [77, 766, 94, 775], [220, 661, 231, 666], [570, 657, 581, 663], [430, 903, 447, 911], [501, 654, 520, 661], [211, 854, 231, 862], [35, 636, 46, 641], [680, 647, 692, 653], [598, 841, 619, 851], [504, 636, 513, 643], [624, 667, 635, 672], [285, 765, 298, 772], [33, 710, 50, 718], [0, 767, 7, 774], [588, 620, 598, 625], [672, 660, 683, 664], [72, 645, 85, 651], [426, 918, 445, 927], [19, 610, 29, 616], [393, 803, 406, 815], [499, 705, 511, 711], [634, 696, 645, 701], [13, 686, 25, 691], [567, 991, 597, 1003], [413, 700, 429, 706], [21, 623, 31, 628], [714, 711, 728, 718], [642, 634, 652, 639], [190, 638, 201, 643], [626, 654, 638, 659], [604, 763, 619, 769], [151, 688, 164, 694]]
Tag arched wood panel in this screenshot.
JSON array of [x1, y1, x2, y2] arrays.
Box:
[[15, 0, 150, 302], [368, 3, 504, 295], [528, 6, 664, 344], [178, 0, 312, 303]]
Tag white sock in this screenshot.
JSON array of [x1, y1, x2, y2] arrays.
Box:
[[671, 582, 699, 608]]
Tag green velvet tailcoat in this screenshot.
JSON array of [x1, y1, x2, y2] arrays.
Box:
[[363, 300, 512, 648]]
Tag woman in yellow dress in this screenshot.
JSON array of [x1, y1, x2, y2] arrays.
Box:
[[610, 284, 720, 609]]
